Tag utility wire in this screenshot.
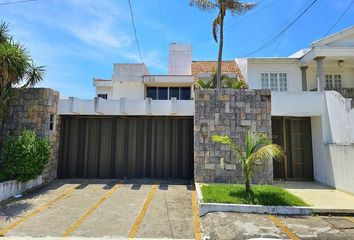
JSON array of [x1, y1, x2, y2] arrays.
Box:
[[323, 0, 354, 37], [128, 0, 144, 63], [0, 0, 41, 6], [242, 0, 319, 57]]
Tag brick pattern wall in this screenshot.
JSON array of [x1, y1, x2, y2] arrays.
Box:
[[191, 61, 245, 81], [0, 88, 60, 183], [194, 89, 273, 183]]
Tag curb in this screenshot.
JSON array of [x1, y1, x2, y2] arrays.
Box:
[[195, 183, 354, 216]]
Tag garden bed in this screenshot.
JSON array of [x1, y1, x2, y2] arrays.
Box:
[[201, 184, 308, 206], [196, 183, 312, 216]]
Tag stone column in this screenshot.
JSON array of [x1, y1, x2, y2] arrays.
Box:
[[300, 66, 308, 91], [314, 56, 325, 91]]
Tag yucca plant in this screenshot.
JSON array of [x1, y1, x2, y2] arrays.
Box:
[[212, 131, 284, 192], [0, 21, 45, 120]]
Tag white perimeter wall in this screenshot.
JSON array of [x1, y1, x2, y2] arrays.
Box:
[[273, 91, 354, 194]]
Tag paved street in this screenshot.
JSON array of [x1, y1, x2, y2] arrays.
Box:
[[0, 180, 197, 239], [201, 212, 354, 240]]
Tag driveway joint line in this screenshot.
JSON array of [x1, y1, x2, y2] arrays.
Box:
[[191, 187, 202, 240], [0, 185, 77, 237], [268, 215, 299, 240], [62, 182, 122, 237], [128, 184, 158, 238]]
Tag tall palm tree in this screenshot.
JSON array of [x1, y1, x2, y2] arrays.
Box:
[[190, 0, 256, 89], [212, 131, 284, 192], [0, 22, 45, 119]]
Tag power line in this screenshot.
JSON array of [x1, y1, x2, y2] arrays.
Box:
[[128, 0, 144, 63], [0, 0, 42, 6], [323, 0, 354, 37], [242, 0, 319, 57], [193, 0, 279, 47]]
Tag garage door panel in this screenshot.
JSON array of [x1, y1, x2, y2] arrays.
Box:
[[58, 116, 193, 179]]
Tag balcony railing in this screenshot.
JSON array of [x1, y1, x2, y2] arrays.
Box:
[[325, 87, 354, 99]]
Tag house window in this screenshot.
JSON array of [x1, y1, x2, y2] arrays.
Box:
[[158, 87, 168, 100], [97, 94, 108, 99], [147, 87, 191, 100], [279, 73, 288, 91], [169, 87, 180, 100], [147, 87, 157, 99], [261, 72, 287, 91], [325, 74, 342, 89], [49, 114, 55, 131], [180, 87, 191, 100], [261, 73, 269, 89]]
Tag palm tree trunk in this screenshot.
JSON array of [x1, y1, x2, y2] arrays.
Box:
[[244, 165, 251, 192], [216, 13, 224, 90]]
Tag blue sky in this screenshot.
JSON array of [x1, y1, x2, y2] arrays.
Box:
[[1, 0, 353, 98]]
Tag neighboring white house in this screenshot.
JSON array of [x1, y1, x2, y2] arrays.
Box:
[[236, 25, 354, 194], [58, 26, 354, 194]]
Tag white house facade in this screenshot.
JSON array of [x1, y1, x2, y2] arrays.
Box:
[[58, 27, 354, 194]]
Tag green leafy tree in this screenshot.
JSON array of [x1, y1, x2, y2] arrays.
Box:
[[212, 131, 284, 192], [197, 69, 248, 89], [0, 22, 45, 120], [1, 130, 50, 182], [190, 0, 256, 89]]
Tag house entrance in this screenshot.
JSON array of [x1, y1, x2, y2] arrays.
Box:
[[272, 117, 314, 180]]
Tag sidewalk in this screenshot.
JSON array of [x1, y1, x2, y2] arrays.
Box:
[[275, 181, 354, 213]]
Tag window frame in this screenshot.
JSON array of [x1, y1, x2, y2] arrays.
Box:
[[260, 71, 288, 92], [325, 73, 342, 89]]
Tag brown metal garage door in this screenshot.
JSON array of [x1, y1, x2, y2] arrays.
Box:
[[58, 116, 194, 180]]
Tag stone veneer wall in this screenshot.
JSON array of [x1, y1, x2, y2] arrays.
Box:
[[194, 89, 272, 183], [0, 88, 60, 183]]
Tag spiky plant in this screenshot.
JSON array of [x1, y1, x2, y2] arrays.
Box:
[[190, 0, 256, 89], [212, 131, 284, 192], [0, 21, 45, 120]]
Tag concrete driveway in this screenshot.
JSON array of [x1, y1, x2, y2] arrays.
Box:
[[0, 180, 199, 239]]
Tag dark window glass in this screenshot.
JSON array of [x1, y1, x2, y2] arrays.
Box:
[[147, 87, 157, 99], [180, 87, 191, 100], [169, 87, 180, 99], [97, 94, 107, 99], [158, 87, 168, 100], [49, 114, 54, 131]]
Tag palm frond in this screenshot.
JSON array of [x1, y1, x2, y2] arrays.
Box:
[[212, 14, 222, 42], [212, 135, 243, 159], [227, 1, 257, 15], [189, 0, 216, 11], [197, 79, 211, 89], [247, 144, 284, 167]]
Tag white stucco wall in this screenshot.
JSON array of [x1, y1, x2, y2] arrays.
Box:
[[95, 86, 113, 99], [112, 82, 145, 100], [168, 44, 192, 75], [246, 61, 302, 92]]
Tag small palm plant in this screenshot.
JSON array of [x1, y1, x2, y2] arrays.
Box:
[[212, 131, 284, 193], [197, 70, 248, 89]]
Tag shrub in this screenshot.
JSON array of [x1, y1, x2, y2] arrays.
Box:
[[1, 130, 50, 182]]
